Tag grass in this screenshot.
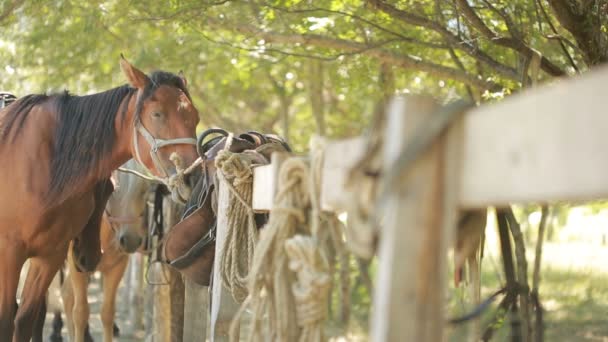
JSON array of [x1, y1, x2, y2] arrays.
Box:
[[42, 238, 608, 341], [449, 241, 608, 342], [328, 239, 608, 342]]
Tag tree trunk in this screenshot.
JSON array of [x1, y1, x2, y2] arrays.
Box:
[[309, 60, 326, 136], [280, 95, 290, 144], [506, 209, 531, 341], [379, 62, 395, 104]]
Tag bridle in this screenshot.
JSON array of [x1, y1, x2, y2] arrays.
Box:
[[130, 116, 203, 204], [104, 208, 143, 234], [132, 116, 198, 180]]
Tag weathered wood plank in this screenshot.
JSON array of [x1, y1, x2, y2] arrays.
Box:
[[371, 96, 448, 341], [210, 181, 241, 342], [320, 136, 366, 212], [166, 200, 185, 342], [183, 280, 209, 342], [253, 66, 608, 211], [127, 254, 144, 334], [461, 65, 608, 207], [252, 152, 289, 212], [251, 140, 365, 212]]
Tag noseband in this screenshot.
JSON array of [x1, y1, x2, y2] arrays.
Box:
[[132, 117, 197, 179], [130, 118, 201, 204], [105, 208, 143, 233]]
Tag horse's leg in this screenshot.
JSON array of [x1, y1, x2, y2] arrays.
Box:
[[13, 249, 65, 342], [68, 256, 91, 342], [49, 310, 63, 342], [101, 256, 128, 342], [61, 271, 75, 341], [30, 296, 47, 342], [0, 243, 26, 342], [72, 180, 114, 272], [49, 270, 64, 342]]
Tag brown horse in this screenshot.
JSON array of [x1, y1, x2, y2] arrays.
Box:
[[61, 159, 154, 342], [62, 213, 135, 342], [0, 56, 199, 341]]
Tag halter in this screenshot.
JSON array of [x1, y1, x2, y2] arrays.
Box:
[[104, 208, 143, 233], [131, 117, 202, 204], [132, 117, 197, 179]]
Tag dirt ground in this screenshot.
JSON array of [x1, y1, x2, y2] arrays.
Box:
[[42, 271, 142, 342]]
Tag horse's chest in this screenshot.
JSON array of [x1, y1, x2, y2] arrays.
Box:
[[27, 194, 95, 255]]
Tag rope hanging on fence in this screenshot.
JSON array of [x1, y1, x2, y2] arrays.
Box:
[[229, 137, 350, 342], [309, 136, 350, 327], [231, 157, 310, 342], [216, 149, 264, 303], [285, 235, 331, 342]]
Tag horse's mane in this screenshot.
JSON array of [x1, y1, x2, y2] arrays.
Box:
[[0, 70, 190, 204]]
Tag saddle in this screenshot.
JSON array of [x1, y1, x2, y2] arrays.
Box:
[[161, 129, 291, 285], [0, 92, 17, 108]]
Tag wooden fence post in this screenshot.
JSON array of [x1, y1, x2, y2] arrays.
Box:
[[128, 253, 144, 334], [166, 200, 185, 342], [210, 179, 242, 341], [183, 280, 209, 341], [371, 96, 460, 341]]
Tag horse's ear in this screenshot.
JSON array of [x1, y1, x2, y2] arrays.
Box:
[[120, 54, 150, 89], [178, 70, 188, 88]]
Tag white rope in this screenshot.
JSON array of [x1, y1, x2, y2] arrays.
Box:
[[216, 149, 259, 302]]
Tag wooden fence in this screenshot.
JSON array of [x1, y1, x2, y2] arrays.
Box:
[[180, 64, 608, 341]]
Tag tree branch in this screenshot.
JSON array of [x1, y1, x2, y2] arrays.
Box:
[[454, 0, 566, 77], [480, 0, 522, 39], [547, 0, 607, 65], [203, 16, 500, 90], [265, 5, 449, 49], [366, 0, 520, 81], [0, 0, 23, 24], [536, 0, 580, 73], [435, 0, 476, 101]]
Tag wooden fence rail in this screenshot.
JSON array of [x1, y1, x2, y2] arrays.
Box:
[[187, 64, 608, 341]]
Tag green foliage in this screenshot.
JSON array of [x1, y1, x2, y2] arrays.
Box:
[[1, 0, 596, 152]]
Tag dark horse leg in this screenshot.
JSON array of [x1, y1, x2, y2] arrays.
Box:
[[49, 267, 64, 342], [49, 310, 64, 342], [0, 242, 26, 342], [31, 297, 47, 342], [14, 249, 67, 342], [72, 180, 114, 272]]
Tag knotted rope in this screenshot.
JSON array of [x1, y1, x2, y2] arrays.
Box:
[[231, 158, 310, 342], [230, 138, 347, 342], [285, 235, 332, 342], [309, 136, 349, 327], [215, 149, 263, 302]]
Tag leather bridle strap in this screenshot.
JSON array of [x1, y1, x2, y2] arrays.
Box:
[[168, 222, 217, 269], [104, 209, 143, 233], [132, 117, 197, 181]]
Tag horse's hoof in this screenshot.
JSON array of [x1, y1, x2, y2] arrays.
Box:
[[49, 312, 63, 342], [84, 324, 94, 342], [113, 322, 120, 337], [48, 332, 63, 342]]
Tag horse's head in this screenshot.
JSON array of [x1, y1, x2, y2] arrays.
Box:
[[119, 56, 200, 203], [115, 220, 146, 253], [106, 161, 152, 253]]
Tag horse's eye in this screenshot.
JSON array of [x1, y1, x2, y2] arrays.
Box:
[[152, 111, 164, 118]]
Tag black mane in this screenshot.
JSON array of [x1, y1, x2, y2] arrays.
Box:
[[0, 70, 189, 203]]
